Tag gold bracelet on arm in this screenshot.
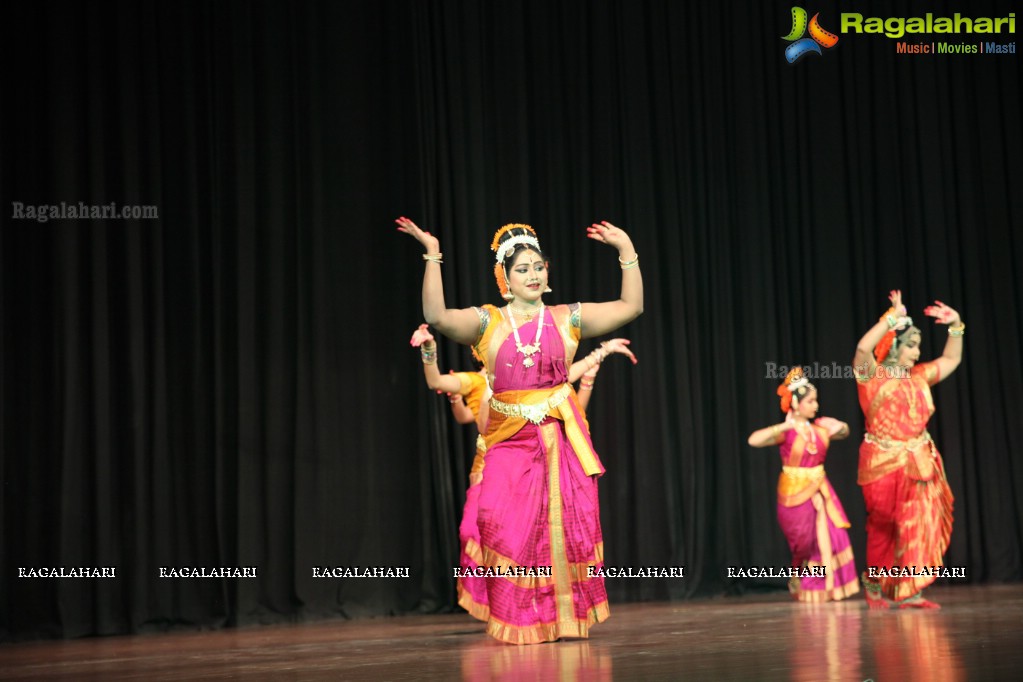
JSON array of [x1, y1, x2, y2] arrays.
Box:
[[420, 343, 437, 364]]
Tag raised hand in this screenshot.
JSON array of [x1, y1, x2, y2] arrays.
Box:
[[888, 289, 907, 317], [923, 300, 961, 326], [586, 221, 634, 254], [395, 216, 440, 254], [410, 323, 435, 348], [601, 338, 638, 364]]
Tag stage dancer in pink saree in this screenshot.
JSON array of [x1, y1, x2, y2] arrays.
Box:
[[853, 290, 962, 609], [748, 367, 860, 602], [409, 325, 636, 625], [398, 217, 642, 644]]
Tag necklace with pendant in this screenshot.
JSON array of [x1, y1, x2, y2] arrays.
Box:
[[796, 421, 818, 454], [507, 303, 544, 368], [509, 303, 540, 322]]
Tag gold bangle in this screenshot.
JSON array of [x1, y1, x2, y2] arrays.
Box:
[[772, 425, 781, 438], [948, 321, 965, 337], [422, 253, 443, 264], [618, 253, 639, 270], [579, 382, 594, 390]]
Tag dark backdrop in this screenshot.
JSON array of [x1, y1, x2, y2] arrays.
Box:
[[2, 0, 1020, 639]]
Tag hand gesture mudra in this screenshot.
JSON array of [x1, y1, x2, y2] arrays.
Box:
[[410, 323, 435, 348], [815, 416, 844, 437], [923, 300, 961, 326], [601, 338, 638, 365], [395, 216, 440, 254], [586, 221, 634, 253], [888, 289, 907, 317]]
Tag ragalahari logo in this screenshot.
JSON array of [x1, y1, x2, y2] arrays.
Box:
[[782, 7, 839, 63]]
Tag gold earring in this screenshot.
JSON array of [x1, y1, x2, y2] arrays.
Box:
[[544, 286, 552, 293]]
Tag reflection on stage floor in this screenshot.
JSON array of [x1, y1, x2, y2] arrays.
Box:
[[1, 585, 1020, 680]]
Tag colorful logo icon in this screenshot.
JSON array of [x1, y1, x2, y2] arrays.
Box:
[[782, 7, 839, 63]]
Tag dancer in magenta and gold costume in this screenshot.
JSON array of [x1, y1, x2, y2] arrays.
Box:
[[398, 217, 642, 644], [409, 325, 636, 626], [748, 367, 860, 602]]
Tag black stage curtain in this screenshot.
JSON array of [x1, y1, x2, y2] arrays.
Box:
[[1, 0, 1020, 639]]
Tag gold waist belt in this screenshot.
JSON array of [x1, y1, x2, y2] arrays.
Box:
[[864, 431, 932, 452], [781, 464, 825, 481], [489, 384, 572, 425]]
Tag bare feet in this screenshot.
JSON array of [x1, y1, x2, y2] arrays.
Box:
[[866, 592, 890, 610], [897, 594, 940, 609], [862, 573, 890, 610]]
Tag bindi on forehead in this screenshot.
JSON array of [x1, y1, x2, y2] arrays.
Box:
[[512, 250, 543, 267]]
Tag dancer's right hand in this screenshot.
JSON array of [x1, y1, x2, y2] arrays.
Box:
[[888, 289, 906, 317], [396, 216, 440, 254]]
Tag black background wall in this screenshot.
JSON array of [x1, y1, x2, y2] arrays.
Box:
[[1, 0, 1020, 639]]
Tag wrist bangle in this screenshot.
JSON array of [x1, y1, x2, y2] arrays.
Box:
[[772, 424, 781, 438], [579, 382, 594, 390], [618, 253, 639, 270], [422, 253, 443, 264], [880, 307, 909, 329], [948, 321, 965, 337]]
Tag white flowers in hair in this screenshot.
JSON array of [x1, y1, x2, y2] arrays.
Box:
[[495, 235, 541, 263], [786, 376, 809, 392]]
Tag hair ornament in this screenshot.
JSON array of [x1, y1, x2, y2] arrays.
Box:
[[490, 223, 543, 297], [777, 366, 815, 413]]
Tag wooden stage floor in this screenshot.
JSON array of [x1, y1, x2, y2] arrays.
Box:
[[2, 584, 1021, 680]]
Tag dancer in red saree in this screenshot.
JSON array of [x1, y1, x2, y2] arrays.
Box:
[[748, 367, 860, 602], [398, 217, 642, 643], [853, 289, 963, 609]]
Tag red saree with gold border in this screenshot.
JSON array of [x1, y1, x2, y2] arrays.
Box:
[[857, 361, 955, 601]]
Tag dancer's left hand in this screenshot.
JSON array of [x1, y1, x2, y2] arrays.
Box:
[[815, 416, 846, 437], [601, 338, 638, 364], [923, 301, 960, 326], [586, 221, 635, 255], [410, 323, 435, 347]]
